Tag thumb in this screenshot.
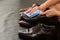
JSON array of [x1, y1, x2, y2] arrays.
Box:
[[39, 9, 50, 16], [42, 10, 51, 14], [40, 11, 47, 15]]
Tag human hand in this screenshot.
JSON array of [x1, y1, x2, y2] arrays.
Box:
[[25, 3, 40, 14], [39, 4, 46, 11], [25, 6, 39, 15], [41, 9, 58, 17], [25, 4, 47, 15]]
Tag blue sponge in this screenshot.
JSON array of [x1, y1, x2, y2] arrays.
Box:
[[24, 10, 42, 18]]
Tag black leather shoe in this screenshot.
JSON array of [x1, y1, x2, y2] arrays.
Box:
[[19, 20, 32, 28]]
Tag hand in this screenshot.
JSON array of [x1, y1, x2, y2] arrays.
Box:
[[41, 9, 58, 17], [39, 4, 46, 11], [25, 6, 39, 15], [25, 3, 40, 14], [19, 3, 39, 12]]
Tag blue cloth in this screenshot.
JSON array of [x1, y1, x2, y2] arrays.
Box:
[[24, 10, 42, 18]]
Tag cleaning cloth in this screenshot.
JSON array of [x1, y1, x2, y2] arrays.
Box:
[[24, 10, 42, 18]]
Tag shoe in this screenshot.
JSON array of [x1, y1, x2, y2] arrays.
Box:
[[19, 23, 42, 35], [18, 32, 34, 40], [19, 20, 32, 28]]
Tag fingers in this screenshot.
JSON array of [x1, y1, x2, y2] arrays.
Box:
[[29, 7, 37, 14], [39, 5, 46, 12], [25, 7, 32, 13], [32, 3, 40, 8], [25, 4, 38, 13], [23, 3, 40, 14], [43, 10, 52, 17], [19, 3, 40, 13], [32, 4, 37, 8], [42, 9, 57, 17], [40, 10, 51, 17], [19, 8, 29, 12]]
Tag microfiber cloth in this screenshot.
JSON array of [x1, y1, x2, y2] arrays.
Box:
[[24, 10, 42, 18]]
